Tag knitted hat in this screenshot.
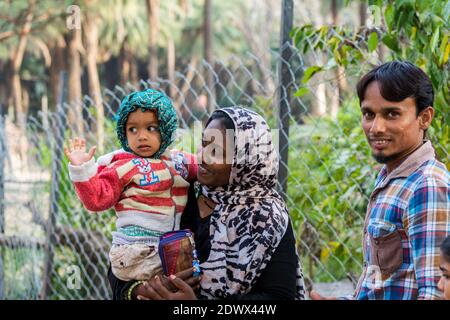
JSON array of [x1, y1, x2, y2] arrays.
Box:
[[115, 89, 177, 159]]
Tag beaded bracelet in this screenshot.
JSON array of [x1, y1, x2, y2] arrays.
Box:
[[126, 280, 146, 300]]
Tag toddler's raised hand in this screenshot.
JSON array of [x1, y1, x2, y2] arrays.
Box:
[[64, 137, 96, 166]]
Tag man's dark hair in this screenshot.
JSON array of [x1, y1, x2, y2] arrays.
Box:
[[441, 236, 450, 262], [356, 61, 434, 116]]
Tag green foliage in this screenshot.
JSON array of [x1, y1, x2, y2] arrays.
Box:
[[287, 99, 377, 281], [291, 0, 449, 160], [1, 247, 43, 299], [290, 0, 450, 282]]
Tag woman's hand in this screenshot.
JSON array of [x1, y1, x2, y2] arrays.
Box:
[[137, 275, 198, 300], [309, 290, 337, 300], [64, 137, 96, 166], [133, 268, 201, 300]]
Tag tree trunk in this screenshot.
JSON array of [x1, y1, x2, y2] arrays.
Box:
[[328, 80, 340, 119], [119, 40, 130, 86], [359, 1, 367, 27], [22, 85, 29, 116], [309, 0, 326, 117], [0, 60, 8, 116], [331, 0, 338, 25], [174, 55, 199, 109], [330, 0, 343, 119], [83, 14, 104, 153], [146, 0, 160, 82], [10, 0, 35, 163], [11, 2, 34, 126], [232, 0, 275, 97], [66, 28, 84, 136], [259, 0, 275, 96], [167, 35, 175, 99], [130, 54, 139, 88], [313, 81, 327, 117], [203, 0, 214, 114], [49, 37, 66, 111]]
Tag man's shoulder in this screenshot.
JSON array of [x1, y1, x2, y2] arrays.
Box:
[[403, 159, 450, 196], [415, 159, 449, 184]]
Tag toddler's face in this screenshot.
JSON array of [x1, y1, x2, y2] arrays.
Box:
[[438, 253, 450, 300], [126, 109, 161, 158]]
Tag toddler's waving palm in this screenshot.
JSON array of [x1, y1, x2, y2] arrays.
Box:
[[64, 138, 96, 166]]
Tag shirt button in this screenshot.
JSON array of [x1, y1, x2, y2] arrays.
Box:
[[374, 240, 379, 245]]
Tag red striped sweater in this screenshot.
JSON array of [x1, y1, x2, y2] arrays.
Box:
[[68, 149, 198, 237]]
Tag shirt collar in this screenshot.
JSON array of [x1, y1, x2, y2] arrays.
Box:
[[376, 140, 435, 189]]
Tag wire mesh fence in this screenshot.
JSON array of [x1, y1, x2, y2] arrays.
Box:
[[0, 40, 447, 299]]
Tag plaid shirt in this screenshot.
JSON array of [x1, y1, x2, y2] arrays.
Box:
[[353, 141, 450, 300]]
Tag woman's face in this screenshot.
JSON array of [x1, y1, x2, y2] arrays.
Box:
[[438, 253, 450, 300], [197, 118, 233, 187]]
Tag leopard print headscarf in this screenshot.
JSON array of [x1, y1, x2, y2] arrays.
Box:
[[199, 106, 305, 300]]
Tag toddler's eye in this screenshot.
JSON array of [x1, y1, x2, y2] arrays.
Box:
[[148, 126, 159, 132], [128, 127, 137, 133]]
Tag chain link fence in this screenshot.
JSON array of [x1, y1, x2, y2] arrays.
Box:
[[0, 38, 448, 299]]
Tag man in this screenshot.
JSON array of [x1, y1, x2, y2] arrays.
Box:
[[311, 61, 450, 300]]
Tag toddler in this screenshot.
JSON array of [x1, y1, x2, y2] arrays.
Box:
[[65, 89, 197, 281], [438, 235, 450, 300]]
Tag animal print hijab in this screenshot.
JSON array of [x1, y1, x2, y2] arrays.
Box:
[[199, 106, 305, 299]]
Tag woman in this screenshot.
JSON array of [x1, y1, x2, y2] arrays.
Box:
[[108, 106, 305, 300]]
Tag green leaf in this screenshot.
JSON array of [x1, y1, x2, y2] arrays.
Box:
[[384, 4, 395, 32], [302, 66, 323, 84], [368, 32, 379, 52], [382, 33, 400, 52], [291, 27, 304, 47], [444, 0, 450, 22], [430, 27, 440, 53], [410, 26, 417, 40], [440, 38, 450, 65], [294, 87, 310, 97]]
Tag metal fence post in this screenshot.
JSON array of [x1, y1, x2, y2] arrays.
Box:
[[277, 0, 294, 200], [0, 112, 5, 300], [40, 71, 68, 299]]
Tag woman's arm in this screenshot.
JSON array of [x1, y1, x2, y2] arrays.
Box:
[[108, 265, 201, 300], [108, 266, 137, 300], [142, 220, 298, 301]]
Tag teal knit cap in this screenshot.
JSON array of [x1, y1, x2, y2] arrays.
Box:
[[115, 89, 177, 159]]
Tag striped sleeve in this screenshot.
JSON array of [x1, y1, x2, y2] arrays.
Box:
[[69, 158, 127, 212], [183, 152, 198, 182], [406, 175, 450, 300]]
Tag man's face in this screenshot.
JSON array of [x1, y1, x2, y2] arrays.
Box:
[[360, 81, 432, 171], [438, 254, 450, 300], [126, 109, 161, 158]]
